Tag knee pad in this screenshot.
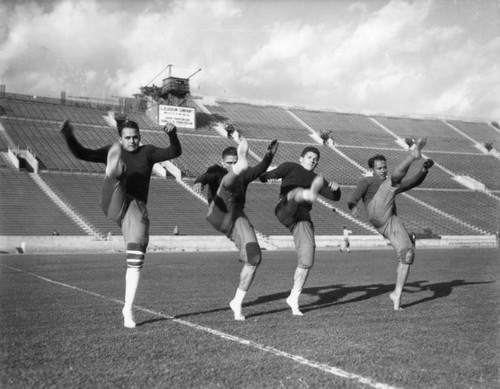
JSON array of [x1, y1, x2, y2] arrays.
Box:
[[245, 242, 261, 266], [399, 247, 415, 265], [126, 242, 146, 269]]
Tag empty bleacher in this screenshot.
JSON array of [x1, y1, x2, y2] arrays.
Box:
[[1, 92, 498, 238], [205, 102, 315, 142], [446, 120, 500, 145], [291, 109, 397, 148], [0, 170, 85, 236], [373, 116, 478, 153], [408, 190, 500, 234], [2, 118, 107, 172], [424, 151, 500, 190], [0, 97, 109, 126]]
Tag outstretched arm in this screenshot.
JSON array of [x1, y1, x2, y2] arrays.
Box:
[[347, 179, 369, 218], [151, 123, 182, 162], [60, 120, 108, 163], [399, 159, 433, 193], [243, 139, 279, 182]]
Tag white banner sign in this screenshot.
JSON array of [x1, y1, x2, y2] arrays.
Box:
[[158, 105, 195, 129]]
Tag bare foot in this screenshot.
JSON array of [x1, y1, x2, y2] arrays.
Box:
[[411, 137, 427, 160]]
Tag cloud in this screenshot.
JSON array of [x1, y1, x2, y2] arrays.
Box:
[[0, 0, 499, 119]]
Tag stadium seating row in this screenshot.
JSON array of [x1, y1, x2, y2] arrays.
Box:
[[0, 94, 498, 237]]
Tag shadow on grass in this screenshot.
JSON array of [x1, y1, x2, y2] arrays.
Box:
[[168, 279, 494, 320], [400, 279, 494, 309], [247, 279, 494, 318], [137, 317, 171, 327]]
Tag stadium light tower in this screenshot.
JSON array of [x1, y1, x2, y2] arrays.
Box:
[[160, 66, 202, 106]]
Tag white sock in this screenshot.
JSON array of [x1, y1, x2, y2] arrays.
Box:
[[230, 288, 246, 321], [286, 289, 304, 316], [123, 268, 140, 328]]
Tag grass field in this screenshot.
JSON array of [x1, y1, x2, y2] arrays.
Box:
[[1, 248, 498, 388]]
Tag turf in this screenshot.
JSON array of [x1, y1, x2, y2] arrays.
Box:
[[0, 248, 498, 388]]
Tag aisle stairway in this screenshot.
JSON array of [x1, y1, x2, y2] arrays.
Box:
[[29, 173, 105, 239]]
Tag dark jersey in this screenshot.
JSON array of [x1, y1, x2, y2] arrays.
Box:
[[193, 164, 228, 204], [64, 133, 181, 203], [195, 152, 274, 210], [261, 161, 341, 209], [348, 170, 427, 210]]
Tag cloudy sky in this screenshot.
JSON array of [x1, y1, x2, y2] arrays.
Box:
[[1, 0, 499, 120]]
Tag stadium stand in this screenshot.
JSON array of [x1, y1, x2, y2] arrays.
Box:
[[0, 92, 498, 240], [204, 101, 315, 142], [147, 178, 217, 235], [424, 151, 500, 190], [446, 120, 500, 146], [40, 172, 121, 235], [372, 116, 478, 153], [0, 97, 109, 125], [290, 109, 398, 148], [0, 170, 85, 236], [408, 189, 500, 234], [2, 118, 107, 172]]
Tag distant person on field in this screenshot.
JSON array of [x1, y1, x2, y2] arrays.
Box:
[[339, 226, 352, 253], [61, 117, 181, 328], [52, 229, 60, 236], [348, 138, 433, 310], [193, 138, 278, 321], [259, 146, 341, 316]]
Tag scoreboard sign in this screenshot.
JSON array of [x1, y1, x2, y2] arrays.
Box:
[[158, 105, 196, 129]]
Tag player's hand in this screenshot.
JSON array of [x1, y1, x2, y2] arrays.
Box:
[[259, 174, 268, 183], [163, 122, 177, 135], [193, 183, 203, 194], [328, 180, 339, 191], [422, 159, 434, 170], [351, 206, 360, 219], [267, 139, 279, 156], [60, 120, 74, 138]]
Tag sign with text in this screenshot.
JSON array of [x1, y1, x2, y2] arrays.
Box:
[[158, 105, 195, 129]]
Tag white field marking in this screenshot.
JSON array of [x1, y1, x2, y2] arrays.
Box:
[[1, 263, 401, 389]]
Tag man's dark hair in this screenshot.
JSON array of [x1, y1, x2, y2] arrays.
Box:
[[222, 146, 237, 159], [368, 154, 386, 168], [301, 146, 320, 159], [118, 120, 140, 136]]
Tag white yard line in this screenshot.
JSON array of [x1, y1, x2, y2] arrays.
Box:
[[2, 263, 401, 389]]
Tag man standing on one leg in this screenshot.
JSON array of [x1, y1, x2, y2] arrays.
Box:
[[61, 119, 181, 328], [348, 138, 434, 310], [193, 138, 278, 320], [260, 146, 341, 316]]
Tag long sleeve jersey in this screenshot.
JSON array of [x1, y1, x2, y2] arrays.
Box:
[[193, 164, 228, 204], [347, 170, 428, 211], [194, 152, 275, 210], [63, 132, 182, 204], [261, 162, 341, 211]]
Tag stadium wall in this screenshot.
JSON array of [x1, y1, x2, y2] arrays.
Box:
[[0, 235, 497, 255]]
